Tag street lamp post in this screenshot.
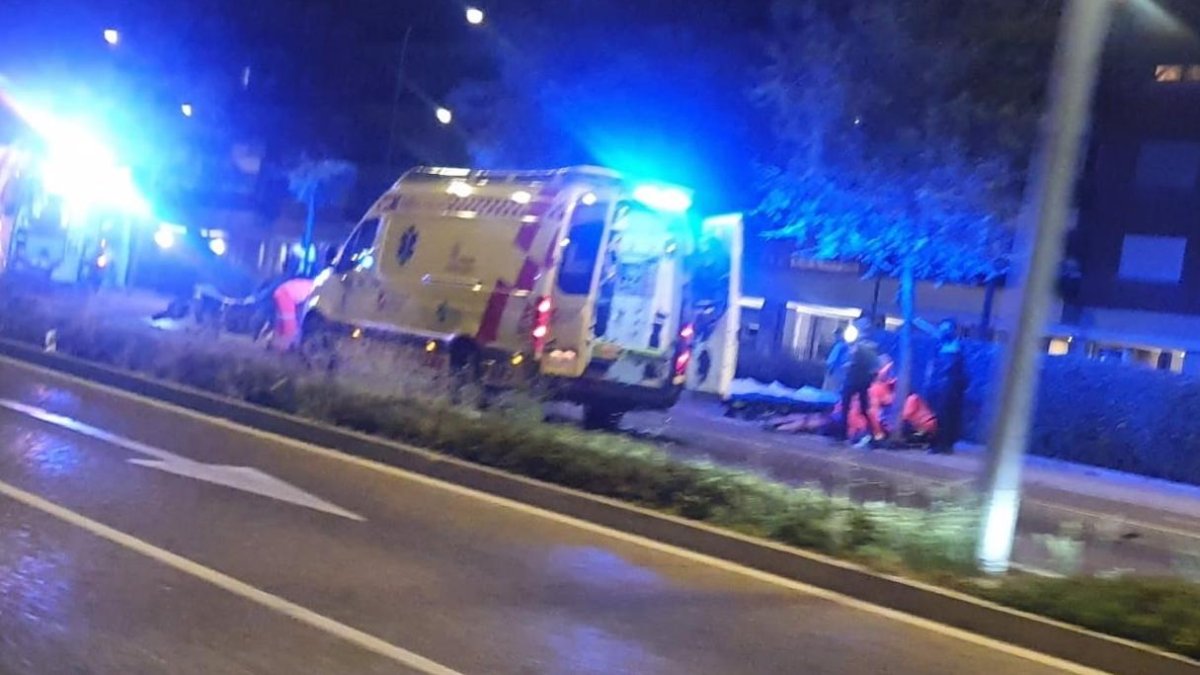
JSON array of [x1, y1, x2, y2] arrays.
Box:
[[384, 26, 414, 170], [976, 0, 1115, 574], [383, 10, 482, 169]]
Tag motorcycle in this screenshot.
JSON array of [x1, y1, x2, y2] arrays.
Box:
[[152, 282, 276, 343]]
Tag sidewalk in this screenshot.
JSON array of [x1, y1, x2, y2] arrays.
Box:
[[623, 397, 1200, 576]]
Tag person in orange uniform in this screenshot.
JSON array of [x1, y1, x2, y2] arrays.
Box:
[[271, 276, 314, 350]]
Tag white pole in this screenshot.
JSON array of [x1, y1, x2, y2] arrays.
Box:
[[977, 0, 1115, 574]]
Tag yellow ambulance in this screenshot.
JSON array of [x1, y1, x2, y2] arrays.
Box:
[[305, 166, 739, 428]]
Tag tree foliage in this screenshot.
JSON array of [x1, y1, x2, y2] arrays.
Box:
[[756, 0, 1060, 435], [287, 157, 357, 274], [287, 158, 357, 210], [755, 0, 1060, 285]]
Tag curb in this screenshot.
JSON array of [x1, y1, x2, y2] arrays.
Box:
[[1, 339, 1195, 675]]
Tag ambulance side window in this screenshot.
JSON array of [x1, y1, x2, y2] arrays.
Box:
[[335, 218, 381, 273], [558, 220, 605, 295], [558, 200, 610, 295]]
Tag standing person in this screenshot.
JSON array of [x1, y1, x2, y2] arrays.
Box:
[[8, 240, 31, 277], [824, 328, 850, 392], [271, 277, 314, 350], [840, 322, 879, 443], [925, 319, 967, 454]]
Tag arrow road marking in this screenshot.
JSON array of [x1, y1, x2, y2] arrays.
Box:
[[0, 398, 364, 521]]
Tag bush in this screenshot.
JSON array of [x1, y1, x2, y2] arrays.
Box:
[[864, 330, 1200, 486], [979, 576, 1200, 660], [736, 351, 825, 389], [1032, 357, 1200, 485]]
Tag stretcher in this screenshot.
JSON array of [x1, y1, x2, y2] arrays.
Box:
[[723, 378, 839, 419]]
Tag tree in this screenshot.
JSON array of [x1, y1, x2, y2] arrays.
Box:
[[756, 0, 1056, 436], [287, 158, 357, 276]]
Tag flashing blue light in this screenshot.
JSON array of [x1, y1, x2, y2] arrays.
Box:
[[10, 95, 151, 217], [632, 184, 692, 212]]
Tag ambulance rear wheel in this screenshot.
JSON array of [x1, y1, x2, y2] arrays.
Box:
[[582, 403, 624, 431]]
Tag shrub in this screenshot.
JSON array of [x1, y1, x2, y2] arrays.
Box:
[[979, 576, 1200, 660], [735, 351, 825, 389], [872, 330, 1200, 486]]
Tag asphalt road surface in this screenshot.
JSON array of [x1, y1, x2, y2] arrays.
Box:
[[0, 358, 1094, 675]]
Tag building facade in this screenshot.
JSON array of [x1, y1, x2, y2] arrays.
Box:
[[1060, 8, 1200, 374]]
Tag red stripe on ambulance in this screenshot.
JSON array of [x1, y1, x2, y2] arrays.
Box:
[[475, 280, 511, 344]]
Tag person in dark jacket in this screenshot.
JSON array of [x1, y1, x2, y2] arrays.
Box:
[[840, 323, 880, 442], [925, 319, 967, 454], [824, 328, 851, 392]]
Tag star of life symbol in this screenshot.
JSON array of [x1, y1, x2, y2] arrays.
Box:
[[396, 225, 419, 265]]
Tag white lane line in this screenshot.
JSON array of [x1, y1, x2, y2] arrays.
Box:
[[0, 478, 461, 675], [0, 358, 1135, 673]]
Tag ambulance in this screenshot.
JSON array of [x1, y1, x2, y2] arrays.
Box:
[[304, 166, 740, 428]]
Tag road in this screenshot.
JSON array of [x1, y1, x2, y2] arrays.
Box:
[[0, 358, 1093, 675]]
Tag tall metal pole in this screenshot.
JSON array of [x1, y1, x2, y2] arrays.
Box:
[[384, 26, 414, 171], [977, 0, 1114, 574]]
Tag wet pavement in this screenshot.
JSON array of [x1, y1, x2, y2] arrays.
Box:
[[0, 358, 1085, 674]]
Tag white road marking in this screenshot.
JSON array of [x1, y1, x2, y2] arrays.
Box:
[[0, 478, 461, 675], [0, 357, 1161, 673], [0, 398, 363, 521]]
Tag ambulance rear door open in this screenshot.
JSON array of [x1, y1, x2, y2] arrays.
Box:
[[544, 197, 689, 391]]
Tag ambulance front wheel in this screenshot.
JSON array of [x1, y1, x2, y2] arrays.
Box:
[[300, 313, 339, 374], [582, 402, 625, 431]]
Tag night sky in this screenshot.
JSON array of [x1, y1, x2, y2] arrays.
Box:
[[3, 0, 1199, 216]]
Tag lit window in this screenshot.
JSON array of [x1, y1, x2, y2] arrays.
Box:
[[1047, 338, 1071, 356], [1118, 235, 1186, 283], [1156, 64, 1184, 82], [1187, 65, 1200, 82]]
